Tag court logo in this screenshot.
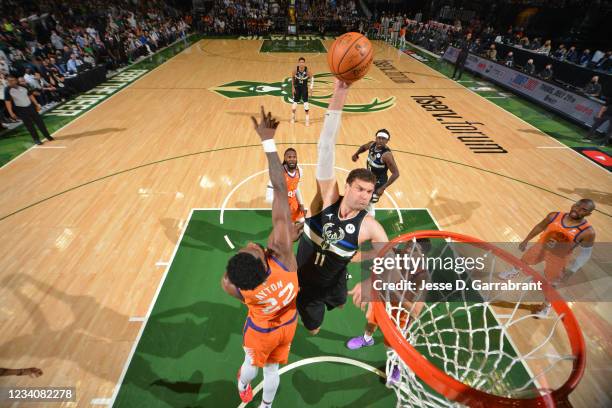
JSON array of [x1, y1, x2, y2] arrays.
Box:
[[210, 72, 395, 113]]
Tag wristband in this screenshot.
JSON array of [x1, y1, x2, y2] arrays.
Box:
[[262, 139, 276, 152]]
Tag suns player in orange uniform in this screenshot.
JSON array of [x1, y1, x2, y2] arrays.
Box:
[[499, 199, 596, 317], [222, 107, 299, 408], [266, 148, 305, 224]]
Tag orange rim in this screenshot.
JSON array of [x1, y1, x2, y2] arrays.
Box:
[[372, 230, 586, 407]]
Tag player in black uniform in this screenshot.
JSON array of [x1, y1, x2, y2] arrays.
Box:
[[291, 57, 314, 126], [351, 129, 400, 215], [296, 79, 389, 335]]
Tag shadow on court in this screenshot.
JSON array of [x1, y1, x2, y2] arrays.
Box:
[[160, 216, 270, 253], [558, 187, 612, 206], [56, 127, 127, 140], [291, 368, 389, 407], [426, 194, 481, 228], [0, 273, 130, 383]]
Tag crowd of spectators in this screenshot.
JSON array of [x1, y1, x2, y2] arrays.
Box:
[[1, 0, 190, 129], [368, 13, 610, 98], [198, 0, 281, 35], [197, 0, 362, 36], [297, 0, 360, 34]]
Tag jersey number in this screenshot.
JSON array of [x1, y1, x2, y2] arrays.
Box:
[[259, 282, 296, 315], [314, 251, 326, 267]]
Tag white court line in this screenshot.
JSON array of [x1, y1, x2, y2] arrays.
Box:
[[224, 234, 235, 249], [237, 356, 385, 408], [128, 317, 146, 322], [91, 398, 111, 405], [155, 261, 169, 266], [33, 145, 67, 149], [107, 208, 195, 407], [484, 96, 507, 99]]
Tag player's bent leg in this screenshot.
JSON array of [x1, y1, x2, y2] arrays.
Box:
[[238, 349, 259, 403], [500, 244, 544, 280], [347, 304, 377, 349]]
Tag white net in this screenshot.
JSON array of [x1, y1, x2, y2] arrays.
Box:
[[375, 235, 580, 408]]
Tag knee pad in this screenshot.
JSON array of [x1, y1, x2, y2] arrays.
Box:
[[292, 102, 297, 110], [304, 102, 309, 111]]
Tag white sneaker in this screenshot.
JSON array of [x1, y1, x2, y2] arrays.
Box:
[[498, 267, 519, 280], [534, 304, 551, 319]]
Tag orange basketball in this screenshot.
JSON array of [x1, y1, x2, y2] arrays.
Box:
[[327, 32, 373, 83]]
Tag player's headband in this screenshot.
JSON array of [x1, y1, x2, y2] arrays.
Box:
[[376, 130, 390, 139]]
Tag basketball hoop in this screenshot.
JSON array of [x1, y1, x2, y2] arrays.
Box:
[[372, 230, 585, 408]]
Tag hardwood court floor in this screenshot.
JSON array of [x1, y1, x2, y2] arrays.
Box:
[[0, 39, 610, 407]]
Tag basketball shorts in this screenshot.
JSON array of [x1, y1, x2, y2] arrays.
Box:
[[296, 272, 348, 330], [289, 197, 304, 223], [521, 244, 569, 281], [294, 86, 309, 104], [243, 314, 298, 367]]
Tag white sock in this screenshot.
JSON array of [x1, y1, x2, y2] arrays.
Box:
[[239, 351, 259, 392], [260, 402, 272, 408], [262, 363, 280, 405], [363, 332, 373, 342]]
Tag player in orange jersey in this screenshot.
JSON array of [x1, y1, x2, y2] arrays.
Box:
[[266, 148, 305, 224], [499, 199, 596, 317], [222, 107, 299, 408]]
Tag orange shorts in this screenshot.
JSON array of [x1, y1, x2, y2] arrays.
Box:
[[243, 315, 298, 367], [522, 244, 569, 281], [289, 197, 304, 223]]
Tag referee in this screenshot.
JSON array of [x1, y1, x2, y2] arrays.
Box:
[[4, 75, 54, 145]]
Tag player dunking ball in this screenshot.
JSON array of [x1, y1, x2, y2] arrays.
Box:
[[222, 107, 299, 408], [296, 79, 389, 335], [499, 199, 596, 318], [291, 57, 314, 126], [266, 148, 306, 223], [352, 129, 400, 216]]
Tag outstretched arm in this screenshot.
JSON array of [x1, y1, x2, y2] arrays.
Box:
[[310, 79, 351, 214], [251, 106, 296, 268], [352, 141, 374, 162], [519, 212, 557, 251]]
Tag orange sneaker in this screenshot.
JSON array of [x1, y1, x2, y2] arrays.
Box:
[[237, 369, 253, 403]]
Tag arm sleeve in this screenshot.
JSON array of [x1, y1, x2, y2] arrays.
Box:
[[568, 246, 593, 273], [316, 110, 342, 180]]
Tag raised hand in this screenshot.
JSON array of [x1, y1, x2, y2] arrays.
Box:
[[251, 106, 280, 141]]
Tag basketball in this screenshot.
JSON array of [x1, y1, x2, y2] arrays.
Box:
[[327, 32, 373, 83]]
